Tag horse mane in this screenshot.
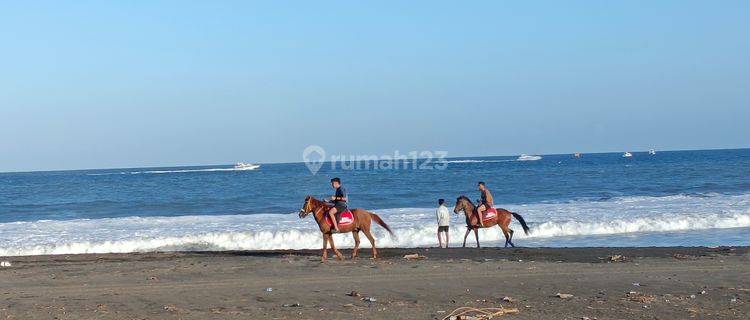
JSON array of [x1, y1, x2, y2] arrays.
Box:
[[456, 195, 477, 210], [308, 196, 332, 208]]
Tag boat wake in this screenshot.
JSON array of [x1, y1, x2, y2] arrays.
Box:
[[88, 166, 259, 176]]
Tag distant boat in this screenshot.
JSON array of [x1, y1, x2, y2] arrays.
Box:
[[573, 153, 582, 158], [517, 154, 542, 161], [234, 162, 260, 170], [649, 149, 656, 155], [622, 152, 633, 158]]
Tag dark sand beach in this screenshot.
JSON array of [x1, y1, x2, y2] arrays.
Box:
[[1, 247, 748, 319]]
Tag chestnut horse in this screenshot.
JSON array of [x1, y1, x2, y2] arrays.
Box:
[[453, 196, 530, 248], [299, 196, 394, 261]]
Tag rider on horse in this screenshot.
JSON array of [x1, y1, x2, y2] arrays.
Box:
[[327, 177, 348, 232], [476, 181, 494, 227]]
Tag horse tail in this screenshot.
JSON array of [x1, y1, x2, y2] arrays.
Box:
[[370, 213, 395, 237], [511, 212, 530, 235]]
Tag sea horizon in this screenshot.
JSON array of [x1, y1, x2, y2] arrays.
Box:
[[3, 146, 747, 174]]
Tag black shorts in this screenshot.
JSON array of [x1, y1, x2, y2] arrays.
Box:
[[333, 204, 348, 213], [438, 226, 449, 232]]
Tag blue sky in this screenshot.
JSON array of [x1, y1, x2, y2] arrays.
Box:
[[1, 1, 748, 171]]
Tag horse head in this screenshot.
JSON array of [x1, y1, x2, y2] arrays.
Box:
[[299, 195, 313, 218], [454, 195, 475, 216]]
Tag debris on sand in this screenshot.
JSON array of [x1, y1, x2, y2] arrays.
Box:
[[163, 305, 187, 314], [0, 261, 11, 267], [442, 306, 519, 319], [502, 296, 516, 303], [625, 292, 655, 304], [95, 304, 109, 313], [555, 293, 574, 299], [265, 287, 273, 292], [404, 253, 427, 260], [361, 297, 377, 302], [282, 303, 302, 307], [346, 291, 361, 297], [601, 255, 628, 262]]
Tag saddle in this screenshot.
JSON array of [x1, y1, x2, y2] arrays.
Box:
[[325, 209, 355, 227], [481, 208, 498, 222]]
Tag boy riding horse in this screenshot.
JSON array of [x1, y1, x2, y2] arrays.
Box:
[[327, 177, 347, 232]]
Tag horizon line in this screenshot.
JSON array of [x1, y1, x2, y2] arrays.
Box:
[[2, 146, 748, 174]]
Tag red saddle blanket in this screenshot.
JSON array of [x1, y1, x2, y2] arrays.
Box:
[[325, 210, 355, 227], [482, 208, 498, 221]]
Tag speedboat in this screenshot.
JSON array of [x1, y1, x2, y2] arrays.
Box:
[[622, 152, 633, 158], [573, 153, 582, 158], [234, 162, 260, 170], [648, 149, 656, 155], [517, 154, 542, 161]]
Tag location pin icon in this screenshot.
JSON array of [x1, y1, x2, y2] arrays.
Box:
[[302, 145, 326, 175]]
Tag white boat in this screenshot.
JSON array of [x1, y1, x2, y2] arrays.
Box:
[[649, 149, 656, 155], [622, 152, 633, 158], [517, 154, 542, 161], [234, 162, 260, 170]]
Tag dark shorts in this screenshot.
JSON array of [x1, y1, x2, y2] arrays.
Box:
[[333, 204, 348, 214], [438, 226, 449, 232]]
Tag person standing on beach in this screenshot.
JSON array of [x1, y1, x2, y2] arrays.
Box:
[[476, 182, 494, 227], [327, 177, 347, 233], [436, 199, 450, 248]]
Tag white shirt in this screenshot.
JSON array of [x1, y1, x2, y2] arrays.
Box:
[[436, 205, 451, 227]]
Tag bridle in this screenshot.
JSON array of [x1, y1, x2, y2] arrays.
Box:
[[299, 197, 324, 219]]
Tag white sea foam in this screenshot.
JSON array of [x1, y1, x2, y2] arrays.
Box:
[[1, 193, 749, 256]]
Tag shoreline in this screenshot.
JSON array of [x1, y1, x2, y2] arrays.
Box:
[[2, 247, 748, 319], [3, 245, 748, 261]]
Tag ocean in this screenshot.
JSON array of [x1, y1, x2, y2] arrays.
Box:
[[1, 149, 748, 256]]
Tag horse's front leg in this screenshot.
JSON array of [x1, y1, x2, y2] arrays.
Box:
[[329, 234, 345, 260], [462, 228, 471, 248], [474, 228, 480, 248], [322, 234, 329, 262]]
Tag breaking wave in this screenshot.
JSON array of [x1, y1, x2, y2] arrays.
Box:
[[1, 193, 749, 256]]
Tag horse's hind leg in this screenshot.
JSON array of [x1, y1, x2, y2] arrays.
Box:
[[474, 228, 480, 248], [501, 228, 510, 248], [362, 228, 378, 259], [351, 231, 361, 259], [462, 228, 471, 247]]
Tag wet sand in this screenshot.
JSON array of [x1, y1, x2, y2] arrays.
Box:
[[1, 247, 748, 319]]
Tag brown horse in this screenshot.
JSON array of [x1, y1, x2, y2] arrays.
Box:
[[299, 196, 394, 261], [453, 196, 530, 248]]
